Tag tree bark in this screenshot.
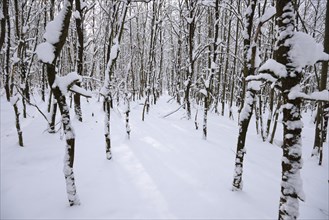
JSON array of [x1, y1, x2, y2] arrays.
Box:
[[42, 0, 80, 206], [276, 1, 305, 219], [74, 0, 84, 122], [232, 0, 257, 191], [312, 0, 328, 165], [0, 0, 6, 50]]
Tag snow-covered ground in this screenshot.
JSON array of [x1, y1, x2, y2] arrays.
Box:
[[1, 94, 328, 219]]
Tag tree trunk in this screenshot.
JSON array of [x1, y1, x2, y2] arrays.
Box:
[[0, 0, 6, 50], [102, 1, 129, 159], [4, 0, 10, 101], [40, 0, 80, 206], [73, 0, 84, 122], [312, 0, 328, 165], [276, 1, 305, 219], [232, 0, 257, 191], [12, 97, 24, 147]]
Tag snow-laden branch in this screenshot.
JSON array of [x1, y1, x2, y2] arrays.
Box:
[[260, 6, 276, 23], [288, 32, 329, 71], [259, 59, 287, 78], [246, 73, 277, 83], [35, 0, 72, 64], [52, 72, 91, 98], [70, 85, 92, 98], [288, 85, 329, 102], [35, 42, 55, 64], [53, 72, 81, 94]]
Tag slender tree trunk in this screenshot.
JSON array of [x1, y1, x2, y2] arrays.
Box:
[[38, 0, 80, 206], [0, 0, 6, 50], [258, 94, 265, 141], [73, 0, 84, 122], [270, 96, 281, 144], [312, 0, 328, 165], [266, 89, 274, 139], [203, 0, 219, 139], [184, 1, 197, 120], [102, 1, 129, 159], [221, 4, 232, 116], [232, 0, 257, 191], [229, 0, 241, 120], [4, 0, 10, 101], [12, 97, 24, 147]]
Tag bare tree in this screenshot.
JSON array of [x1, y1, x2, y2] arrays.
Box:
[[36, 0, 86, 206]]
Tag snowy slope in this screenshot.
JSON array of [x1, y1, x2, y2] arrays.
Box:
[[0, 94, 328, 219]]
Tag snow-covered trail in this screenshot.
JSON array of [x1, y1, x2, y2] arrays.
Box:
[[1, 95, 328, 219]]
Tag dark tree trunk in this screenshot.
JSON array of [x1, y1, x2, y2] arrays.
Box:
[[184, 0, 197, 120], [266, 89, 274, 139], [4, 0, 10, 102], [13, 98, 24, 147], [40, 0, 80, 206], [102, 1, 129, 159], [73, 0, 84, 122], [0, 0, 6, 50], [104, 98, 112, 159], [276, 1, 305, 219], [232, 0, 257, 191], [232, 89, 255, 190], [312, 0, 328, 165]]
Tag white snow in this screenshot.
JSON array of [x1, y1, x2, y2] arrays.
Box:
[[239, 91, 254, 121], [11, 51, 20, 64], [309, 90, 329, 101], [0, 9, 4, 20], [0, 94, 327, 219], [261, 6, 276, 23], [80, 1, 87, 10], [22, 25, 28, 34], [247, 81, 262, 91], [199, 89, 207, 96], [70, 85, 92, 98], [35, 42, 55, 64], [43, 0, 70, 44], [259, 58, 287, 78], [246, 73, 277, 83], [288, 85, 329, 101], [53, 72, 82, 95], [186, 17, 193, 24], [73, 11, 81, 20], [201, 0, 215, 7], [9, 95, 19, 105], [288, 32, 329, 71], [286, 120, 304, 130]]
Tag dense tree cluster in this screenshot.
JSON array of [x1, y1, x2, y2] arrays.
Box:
[[0, 0, 328, 218]]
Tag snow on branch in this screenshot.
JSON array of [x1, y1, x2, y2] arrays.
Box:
[[288, 32, 329, 71], [288, 85, 329, 102], [69, 85, 92, 98], [259, 59, 287, 78], [44, 0, 71, 44], [35, 42, 55, 64], [10, 95, 19, 105], [260, 6, 276, 23], [246, 73, 277, 83], [53, 72, 82, 95], [247, 80, 262, 91], [35, 0, 71, 64]]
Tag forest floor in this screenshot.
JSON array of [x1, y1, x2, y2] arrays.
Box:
[[1, 93, 328, 219]]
